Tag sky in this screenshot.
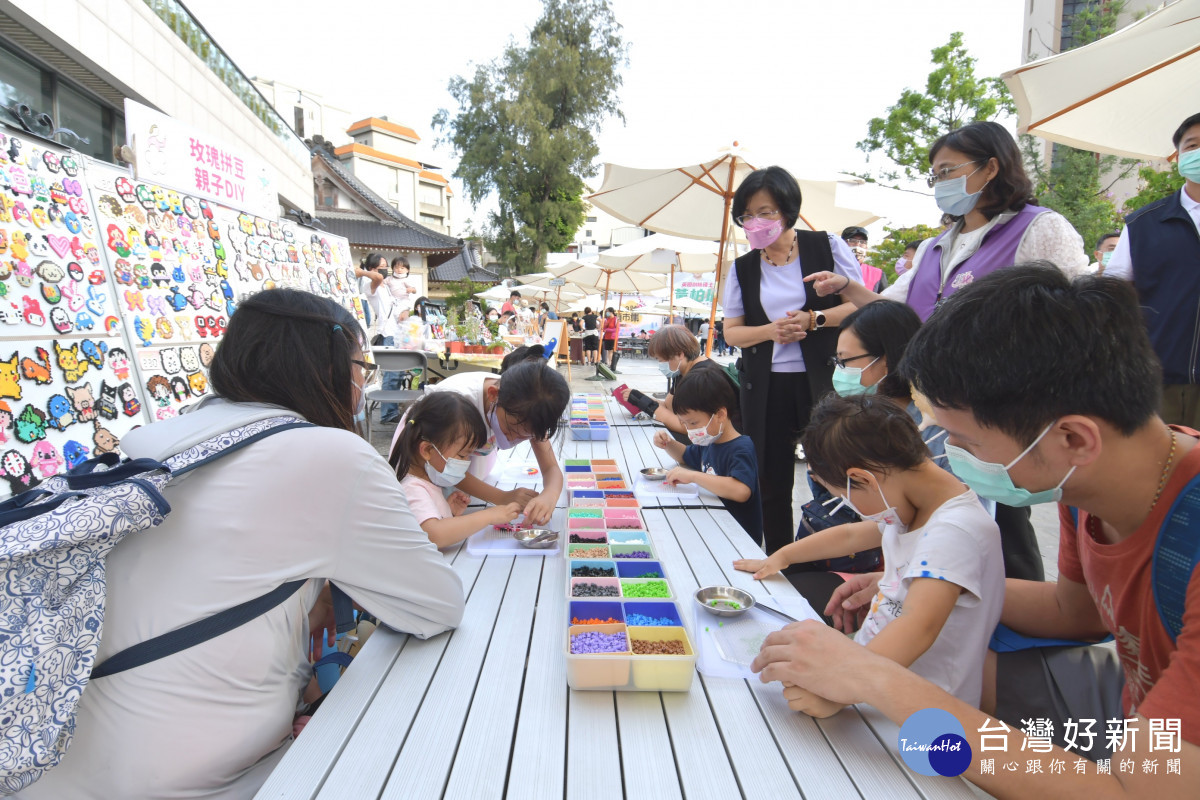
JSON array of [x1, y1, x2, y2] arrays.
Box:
[[187, 0, 1027, 232]]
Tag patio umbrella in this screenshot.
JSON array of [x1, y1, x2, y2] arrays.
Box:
[[515, 271, 588, 312], [587, 143, 877, 353], [596, 232, 742, 321], [544, 261, 668, 305], [474, 284, 515, 302], [1001, 0, 1200, 160]]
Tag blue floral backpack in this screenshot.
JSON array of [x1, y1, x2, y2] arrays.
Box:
[[0, 415, 312, 792]]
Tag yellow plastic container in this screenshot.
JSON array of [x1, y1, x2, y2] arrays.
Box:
[[566, 623, 632, 688], [628, 626, 696, 691]]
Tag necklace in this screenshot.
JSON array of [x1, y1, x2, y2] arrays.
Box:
[[1150, 425, 1178, 512], [762, 232, 796, 267]]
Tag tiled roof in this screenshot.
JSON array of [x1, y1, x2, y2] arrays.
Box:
[[313, 147, 464, 254], [334, 143, 423, 170], [429, 244, 498, 283], [346, 117, 421, 141]]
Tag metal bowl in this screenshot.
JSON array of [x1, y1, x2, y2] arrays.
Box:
[[694, 585, 755, 617], [640, 467, 670, 482], [513, 528, 558, 549]]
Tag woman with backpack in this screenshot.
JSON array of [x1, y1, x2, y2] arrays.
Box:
[[18, 289, 464, 799]]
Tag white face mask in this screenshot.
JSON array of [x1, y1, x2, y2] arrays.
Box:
[[424, 442, 471, 487], [841, 474, 904, 529], [686, 413, 722, 446]]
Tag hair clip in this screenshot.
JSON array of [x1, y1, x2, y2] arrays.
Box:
[[332, 324, 342, 332]]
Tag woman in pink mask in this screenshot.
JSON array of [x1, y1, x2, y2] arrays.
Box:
[[722, 166, 863, 555]]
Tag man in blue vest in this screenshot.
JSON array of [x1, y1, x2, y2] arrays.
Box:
[[1106, 112, 1200, 427]]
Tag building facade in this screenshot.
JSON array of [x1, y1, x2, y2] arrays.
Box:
[[0, 0, 315, 213]]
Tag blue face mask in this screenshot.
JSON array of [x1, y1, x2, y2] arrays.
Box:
[[934, 166, 988, 217], [831, 358, 879, 397], [1178, 148, 1200, 183], [944, 421, 1076, 506], [658, 357, 681, 379], [1100, 250, 1114, 266]]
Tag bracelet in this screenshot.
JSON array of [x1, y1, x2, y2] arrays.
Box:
[[840, 275, 851, 293], [808, 310, 817, 332]]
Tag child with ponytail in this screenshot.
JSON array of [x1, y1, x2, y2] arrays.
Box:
[[390, 393, 521, 547]]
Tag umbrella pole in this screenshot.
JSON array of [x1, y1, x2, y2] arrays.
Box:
[[669, 261, 675, 324], [707, 161, 737, 357]]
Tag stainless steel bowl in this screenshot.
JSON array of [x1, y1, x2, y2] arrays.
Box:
[[694, 585, 755, 617], [640, 467, 670, 482], [513, 528, 558, 549]]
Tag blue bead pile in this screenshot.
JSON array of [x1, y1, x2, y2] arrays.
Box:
[[625, 613, 676, 626]]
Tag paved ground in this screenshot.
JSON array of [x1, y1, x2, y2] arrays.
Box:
[[369, 353, 1061, 579]]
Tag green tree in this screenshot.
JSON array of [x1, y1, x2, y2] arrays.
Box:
[[434, 0, 627, 275], [857, 32, 1015, 182], [1124, 164, 1186, 214], [867, 224, 942, 282]]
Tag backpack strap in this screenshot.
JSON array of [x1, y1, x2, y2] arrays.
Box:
[[1151, 474, 1200, 642], [91, 580, 307, 678], [165, 415, 312, 477]]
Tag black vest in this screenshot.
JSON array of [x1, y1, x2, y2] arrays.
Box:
[[734, 230, 841, 446]]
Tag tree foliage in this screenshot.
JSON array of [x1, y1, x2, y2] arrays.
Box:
[[867, 223, 943, 282], [433, 0, 627, 275], [857, 33, 1015, 182]]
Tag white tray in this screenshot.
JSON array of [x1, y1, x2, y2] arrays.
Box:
[[633, 475, 699, 498], [465, 523, 561, 556], [692, 596, 822, 679]]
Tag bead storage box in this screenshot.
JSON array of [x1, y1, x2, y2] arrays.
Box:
[[569, 393, 610, 440]]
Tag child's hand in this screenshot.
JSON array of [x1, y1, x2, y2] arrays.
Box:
[[781, 684, 846, 718], [733, 553, 786, 580], [523, 493, 554, 526], [664, 466, 695, 486], [448, 491, 470, 516], [824, 572, 881, 634], [502, 487, 538, 509], [489, 502, 522, 526], [620, 387, 632, 402], [653, 430, 672, 449]]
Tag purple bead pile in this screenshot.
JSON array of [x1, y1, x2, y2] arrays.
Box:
[[622, 550, 653, 559], [571, 631, 629, 654], [625, 612, 676, 626]]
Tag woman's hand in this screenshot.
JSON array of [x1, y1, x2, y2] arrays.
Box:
[[803, 271, 849, 297], [523, 492, 555, 526], [620, 387, 632, 402], [733, 553, 787, 580], [488, 502, 523, 526], [448, 490, 470, 516], [502, 487, 539, 509], [307, 582, 335, 663], [653, 430, 673, 449], [770, 311, 809, 345], [824, 572, 882, 634]]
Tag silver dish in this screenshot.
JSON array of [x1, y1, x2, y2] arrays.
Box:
[[640, 467, 669, 482], [513, 528, 558, 549], [694, 585, 755, 617]]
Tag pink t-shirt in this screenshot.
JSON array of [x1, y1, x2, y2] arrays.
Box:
[[401, 474, 453, 524]]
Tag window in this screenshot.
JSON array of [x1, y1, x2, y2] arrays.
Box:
[[586, 216, 597, 222], [293, 105, 305, 138], [585, 229, 592, 237], [420, 213, 443, 227], [56, 83, 112, 162], [420, 184, 442, 206], [0, 46, 52, 112]]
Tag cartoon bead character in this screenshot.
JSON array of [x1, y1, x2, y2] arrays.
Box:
[[0, 400, 12, 443], [96, 381, 119, 420], [179, 347, 200, 373], [117, 382, 141, 417], [62, 439, 89, 470], [146, 375, 171, 408], [49, 307, 73, 334], [0, 449, 39, 493], [0, 353, 21, 400], [108, 347, 131, 381], [186, 371, 207, 397], [45, 393, 75, 430], [18, 347, 51, 386], [54, 340, 88, 383], [106, 224, 131, 257], [92, 420, 119, 455], [30, 441, 63, 478], [79, 339, 107, 369], [21, 296, 45, 326], [198, 342, 215, 368], [170, 376, 191, 403], [159, 347, 180, 375], [66, 383, 96, 422], [14, 404, 47, 443]]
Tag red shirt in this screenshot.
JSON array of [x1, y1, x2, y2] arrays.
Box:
[[1058, 426, 1200, 743], [602, 315, 619, 340]]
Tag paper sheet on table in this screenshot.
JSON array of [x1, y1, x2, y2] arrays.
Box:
[[633, 475, 699, 497], [693, 595, 823, 680], [498, 460, 544, 482]]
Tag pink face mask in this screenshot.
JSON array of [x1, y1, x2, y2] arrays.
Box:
[[742, 217, 784, 250]]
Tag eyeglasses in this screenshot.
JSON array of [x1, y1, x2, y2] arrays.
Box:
[[351, 359, 378, 375], [735, 210, 782, 225], [828, 353, 874, 369], [925, 160, 979, 188]]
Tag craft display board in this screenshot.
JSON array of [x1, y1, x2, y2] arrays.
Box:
[[85, 159, 364, 421], [0, 127, 151, 497], [0, 119, 362, 498]]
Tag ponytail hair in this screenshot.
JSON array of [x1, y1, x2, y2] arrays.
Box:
[[500, 345, 547, 373], [388, 392, 488, 479]]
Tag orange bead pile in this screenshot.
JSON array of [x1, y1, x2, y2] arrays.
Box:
[[571, 616, 621, 625]]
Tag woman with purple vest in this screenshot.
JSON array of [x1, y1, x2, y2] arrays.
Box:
[[722, 166, 863, 555], [807, 121, 1087, 321], [805, 121, 1088, 583]]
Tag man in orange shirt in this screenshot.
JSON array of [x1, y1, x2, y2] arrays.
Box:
[[754, 265, 1199, 797]]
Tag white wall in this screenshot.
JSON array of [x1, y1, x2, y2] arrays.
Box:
[[2, 0, 314, 213]]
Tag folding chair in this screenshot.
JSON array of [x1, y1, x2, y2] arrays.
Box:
[[365, 348, 427, 440]]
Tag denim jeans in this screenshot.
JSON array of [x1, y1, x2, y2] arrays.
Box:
[[379, 336, 402, 422]]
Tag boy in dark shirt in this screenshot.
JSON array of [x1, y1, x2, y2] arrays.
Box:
[[653, 367, 763, 539]]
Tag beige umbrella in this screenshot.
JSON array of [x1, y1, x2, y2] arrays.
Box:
[[596, 232, 741, 321], [1002, 0, 1200, 160], [544, 261, 669, 304], [588, 144, 877, 353]]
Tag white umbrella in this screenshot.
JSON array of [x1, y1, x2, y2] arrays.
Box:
[[587, 143, 878, 353], [544, 261, 668, 301], [1002, 0, 1200, 160], [474, 284, 514, 301], [596, 233, 742, 320]]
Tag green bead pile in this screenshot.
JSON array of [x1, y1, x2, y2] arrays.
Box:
[[621, 580, 670, 598]]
